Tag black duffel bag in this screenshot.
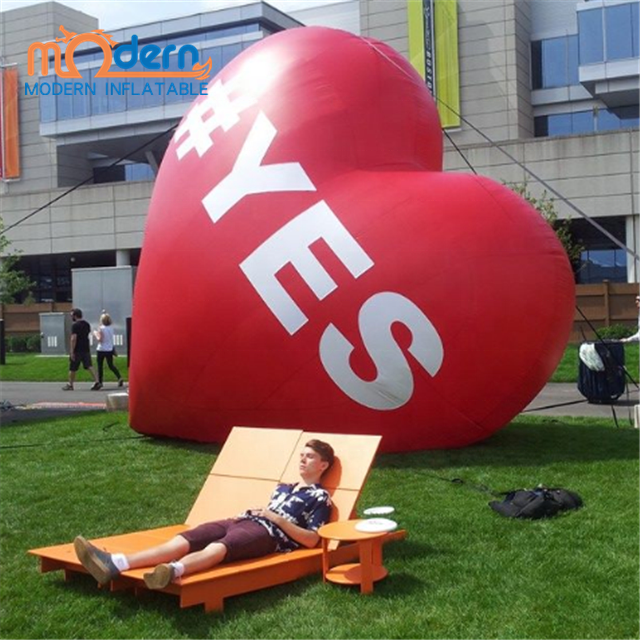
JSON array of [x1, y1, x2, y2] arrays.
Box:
[[489, 486, 583, 519]]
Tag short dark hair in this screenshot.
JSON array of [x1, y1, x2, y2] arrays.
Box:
[[71, 308, 83, 319], [305, 439, 335, 471]]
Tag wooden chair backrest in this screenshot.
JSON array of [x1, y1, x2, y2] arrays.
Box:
[[185, 427, 381, 528]]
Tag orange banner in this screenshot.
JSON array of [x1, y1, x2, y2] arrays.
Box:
[[1, 66, 20, 179]]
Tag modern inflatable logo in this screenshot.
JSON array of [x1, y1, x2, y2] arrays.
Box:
[[27, 25, 212, 80], [129, 27, 575, 452]]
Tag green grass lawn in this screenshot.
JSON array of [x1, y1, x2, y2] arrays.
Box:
[[0, 354, 129, 382], [1, 413, 637, 639]]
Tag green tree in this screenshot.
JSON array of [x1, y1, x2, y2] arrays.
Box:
[[510, 182, 584, 268], [0, 216, 34, 304]]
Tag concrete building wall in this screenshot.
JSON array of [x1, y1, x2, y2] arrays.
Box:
[[530, 0, 578, 37], [1, 0, 637, 290], [360, 0, 407, 57], [450, 0, 532, 143], [4, 181, 152, 256], [444, 130, 638, 222], [360, 0, 534, 143], [360, 0, 638, 277], [289, 0, 361, 33]]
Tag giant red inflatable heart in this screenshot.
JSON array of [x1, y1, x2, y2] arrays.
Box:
[[129, 27, 575, 452]]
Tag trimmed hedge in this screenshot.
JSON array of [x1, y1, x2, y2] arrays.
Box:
[[5, 334, 41, 353]]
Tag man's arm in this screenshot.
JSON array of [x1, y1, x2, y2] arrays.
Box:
[[69, 333, 77, 359], [255, 509, 320, 548]]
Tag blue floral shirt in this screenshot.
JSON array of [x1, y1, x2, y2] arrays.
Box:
[[242, 483, 332, 551]]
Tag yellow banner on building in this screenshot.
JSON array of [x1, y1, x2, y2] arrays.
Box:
[[407, 0, 460, 129]]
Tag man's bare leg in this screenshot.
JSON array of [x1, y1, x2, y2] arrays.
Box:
[[124, 536, 190, 569], [74, 535, 189, 584], [143, 541, 228, 589]]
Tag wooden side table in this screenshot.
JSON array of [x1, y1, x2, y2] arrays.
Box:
[[318, 520, 389, 594]]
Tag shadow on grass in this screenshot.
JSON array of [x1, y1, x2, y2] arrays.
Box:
[[0, 410, 111, 429], [52, 571, 338, 633], [48, 540, 432, 630], [376, 417, 639, 471], [140, 435, 222, 456]]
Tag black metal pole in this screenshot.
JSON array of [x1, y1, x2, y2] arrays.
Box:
[[126, 316, 132, 368], [0, 319, 5, 365]]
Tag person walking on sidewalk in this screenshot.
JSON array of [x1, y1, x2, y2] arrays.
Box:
[[94, 312, 124, 388], [63, 308, 101, 391]]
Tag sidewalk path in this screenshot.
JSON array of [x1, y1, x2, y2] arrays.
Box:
[[1, 381, 125, 424], [1, 381, 637, 426], [523, 382, 638, 419]]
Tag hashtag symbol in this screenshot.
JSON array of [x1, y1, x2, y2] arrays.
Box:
[[174, 76, 257, 160]]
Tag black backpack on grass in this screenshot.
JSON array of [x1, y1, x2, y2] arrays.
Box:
[[489, 486, 583, 519]]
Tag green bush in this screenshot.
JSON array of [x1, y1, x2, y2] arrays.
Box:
[[596, 324, 636, 340], [6, 336, 28, 352], [6, 334, 41, 353], [25, 334, 41, 352]]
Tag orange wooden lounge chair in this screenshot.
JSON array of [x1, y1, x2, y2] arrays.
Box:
[[29, 427, 405, 612]]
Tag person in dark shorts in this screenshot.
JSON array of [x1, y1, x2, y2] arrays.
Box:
[[74, 439, 334, 590], [62, 308, 101, 391]]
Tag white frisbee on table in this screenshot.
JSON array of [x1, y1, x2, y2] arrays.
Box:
[[355, 518, 398, 533]]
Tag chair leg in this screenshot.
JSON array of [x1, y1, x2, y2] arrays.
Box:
[[204, 595, 224, 613]]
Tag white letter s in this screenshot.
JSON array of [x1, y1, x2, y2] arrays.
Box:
[[319, 292, 443, 410]]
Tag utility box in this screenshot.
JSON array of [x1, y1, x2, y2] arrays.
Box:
[[71, 266, 136, 352], [40, 312, 72, 355]]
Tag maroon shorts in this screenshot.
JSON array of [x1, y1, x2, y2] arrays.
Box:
[[179, 518, 277, 563]]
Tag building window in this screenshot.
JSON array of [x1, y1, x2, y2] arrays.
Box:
[[633, 3, 640, 57], [93, 165, 125, 184], [578, 2, 639, 64], [39, 71, 57, 122], [531, 35, 579, 89], [606, 4, 634, 60], [597, 107, 620, 131], [534, 106, 639, 137], [571, 217, 627, 284], [596, 105, 639, 131], [124, 163, 155, 181], [534, 111, 591, 137], [571, 110, 594, 132], [578, 8, 604, 64], [579, 248, 627, 283], [93, 162, 154, 184]]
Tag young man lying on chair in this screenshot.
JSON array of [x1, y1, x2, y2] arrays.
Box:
[[74, 439, 334, 590]]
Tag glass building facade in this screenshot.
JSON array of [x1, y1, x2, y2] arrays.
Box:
[[534, 105, 639, 137], [531, 1, 639, 139]]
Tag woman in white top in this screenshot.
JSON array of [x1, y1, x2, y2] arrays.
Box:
[[94, 312, 124, 387]]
